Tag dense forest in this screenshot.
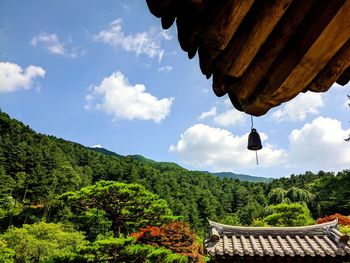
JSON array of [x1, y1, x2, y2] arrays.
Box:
[[0, 110, 349, 262]]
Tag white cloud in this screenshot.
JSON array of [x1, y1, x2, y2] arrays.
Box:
[[158, 65, 173, 73], [331, 82, 349, 90], [31, 31, 85, 58], [214, 109, 245, 127], [288, 117, 350, 171], [0, 61, 45, 93], [85, 71, 174, 123], [199, 107, 217, 120], [93, 19, 170, 61], [344, 95, 350, 109], [158, 30, 172, 40], [91, 144, 102, 148], [198, 98, 246, 126], [169, 124, 287, 171], [271, 92, 324, 122], [170, 116, 350, 174], [122, 4, 130, 11]]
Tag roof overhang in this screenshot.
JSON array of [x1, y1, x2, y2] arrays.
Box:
[[146, 0, 350, 116]]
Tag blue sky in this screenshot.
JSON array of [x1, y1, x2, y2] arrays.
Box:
[[1, 0, 349, 178]]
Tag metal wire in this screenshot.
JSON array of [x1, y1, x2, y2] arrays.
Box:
[[251, 115, 259, 165]]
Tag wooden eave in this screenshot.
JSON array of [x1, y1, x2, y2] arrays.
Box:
[[146, 0, 350, 116]]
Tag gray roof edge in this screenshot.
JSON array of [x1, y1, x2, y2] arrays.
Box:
[[208, 218, 338, 236]]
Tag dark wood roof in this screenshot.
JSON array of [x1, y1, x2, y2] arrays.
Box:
[[146, 0, 350, 116], [205, 219, 350, 259]]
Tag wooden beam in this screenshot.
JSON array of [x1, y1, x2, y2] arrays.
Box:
[[269, 0, 350, 104], [242, 0, 350, 116], [198, 45, 212, 77], [145, 0, 172, 18], [336, 68, 350, 85], [176, 1, 204, 52], [161, 14, 175, 29], [203, 0, 254, 59], [230, 0, 315, 101], [261, 0, 346, 102], [308, 39, 350, 92], [212, 73, 227, 97], [222, 0, 293, 78]]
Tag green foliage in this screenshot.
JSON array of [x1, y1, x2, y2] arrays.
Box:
[[59, 237, 188, 263], [339, 225, 350, 235], [0, 110, 265, 232], [268, 188, 289, 204], [286, 187, 314, 204], [0, 240, 15, 263], [0, 222, 86, 262], [262, 203, 315, 226], [309, 170, 350, 216], [123, 242, 188, 263], [219, 213, 240, 226], [71, 208, 113, 241], [61, 180, 177, 237], [1, 109, 350, 262], [236, 201, 265, 225], [251, 218, 268, 227], [268, 187, 314, 205]]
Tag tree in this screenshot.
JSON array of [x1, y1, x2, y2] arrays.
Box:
[[316, 213, 350, 226], [61, 181, 177, 237], [268, 187, 314, 207], [132, 222, 203, 262], [0, 166, 15, 197], [0, 222, 86, 262], [267, 188, 289, 204], [311, 170, 350, 216], [286, 187, 314, 204], [220, 213, 240, 226], [69, 237, 188, 263], [262, 203, 315, 226], [0, 240, 15, 263], [236, 201, 265, 225]]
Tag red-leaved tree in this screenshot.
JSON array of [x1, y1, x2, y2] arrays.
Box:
[[132, 222, 204, 262], [317, 213, 350, 226]]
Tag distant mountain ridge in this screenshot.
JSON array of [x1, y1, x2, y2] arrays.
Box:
[[87, 146, 123, 158], [89, 147, 271, 182], [209, 171, 273, 182], [126, 155, 184, 170]]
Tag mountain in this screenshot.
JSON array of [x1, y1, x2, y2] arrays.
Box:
[[88, 149, 263, 182], [1, 109, 349, 233], [126, 154, 184, 171], [209, 172, 273, 183], [88, 151, 259, 181], [87, 146, 123, 158]]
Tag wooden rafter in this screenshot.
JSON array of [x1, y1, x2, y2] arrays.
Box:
[[146, 0, 350, 116]]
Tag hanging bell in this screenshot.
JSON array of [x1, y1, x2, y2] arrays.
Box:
[[247, 128, 262, 151]]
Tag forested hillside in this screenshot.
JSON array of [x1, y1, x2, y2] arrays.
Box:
[[0, 110, 349, 262]]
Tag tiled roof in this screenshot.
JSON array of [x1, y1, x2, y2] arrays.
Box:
[[204, 219, 350, 258]]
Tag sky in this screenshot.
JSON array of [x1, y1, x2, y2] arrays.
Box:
[[1, 0, 349, 178]]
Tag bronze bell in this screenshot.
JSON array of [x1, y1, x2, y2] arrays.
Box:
[[247, 128, 262, 151]]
